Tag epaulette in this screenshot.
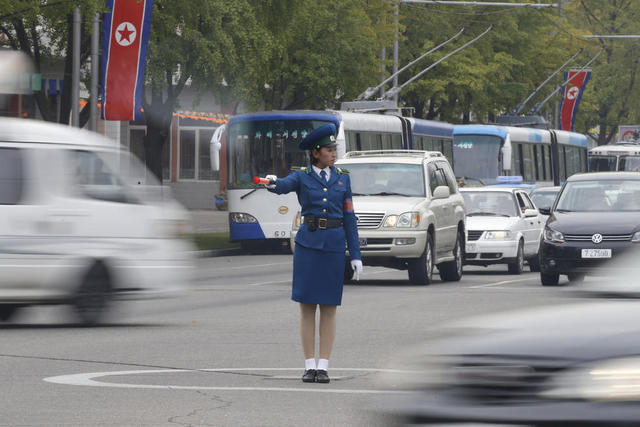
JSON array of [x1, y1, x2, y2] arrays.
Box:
[[290, 166, 309, 172], [336, 167, 349, 174]]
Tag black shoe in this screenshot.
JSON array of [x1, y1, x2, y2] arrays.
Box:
[[315, 370, 330, 383], [302, 369, 316, 383]]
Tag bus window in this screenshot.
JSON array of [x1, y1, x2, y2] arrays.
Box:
[[512, 143, 523, 178], [382, 133, 393, 149], [533, 145, 542, 180], [589, 156, 616, 172], [441, 139, 453, 164], [391, 134, 402, 149], [620, 156, 640, 172], [522, 143, 535, 181], [345, 131, 358, 152]]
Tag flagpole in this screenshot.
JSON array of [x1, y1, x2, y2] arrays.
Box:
[[90, 13, 99, 131], [72, 7, 80, 127]]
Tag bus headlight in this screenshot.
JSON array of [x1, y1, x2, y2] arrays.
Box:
[[384, 212, 420, 228], [230, 212, 258, 224]]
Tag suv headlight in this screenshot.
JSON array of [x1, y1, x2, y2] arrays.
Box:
[[541, 357, 640, 401], [230, 212, 258, 224], [544, 227, 564, 243], [484, 231, 512, 240], [632, 231, 640, 243], [384, 212, 420, 228]]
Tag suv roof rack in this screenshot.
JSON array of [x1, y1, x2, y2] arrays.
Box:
[[344, 149, 443, 159]]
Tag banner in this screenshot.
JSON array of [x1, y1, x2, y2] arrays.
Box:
[[101, 0, 154, 121], [560, 69, 591, 131]]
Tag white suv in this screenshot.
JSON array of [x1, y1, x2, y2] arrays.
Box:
[[295, 150, 466, 285], [0, 118, 194, 324]]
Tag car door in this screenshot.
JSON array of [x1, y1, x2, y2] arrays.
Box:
[[426, 162, 453, 256], [515, 191, 541, 256]]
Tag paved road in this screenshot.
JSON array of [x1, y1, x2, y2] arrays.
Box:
[[0, 255, 587, 426]]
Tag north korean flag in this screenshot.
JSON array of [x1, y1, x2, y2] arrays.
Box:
[[560, 69, 591, 132], [101, 0, 154, 121]]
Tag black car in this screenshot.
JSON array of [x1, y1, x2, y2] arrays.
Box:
[[539, 172, 640, 286], [382, 286, 640, 426]]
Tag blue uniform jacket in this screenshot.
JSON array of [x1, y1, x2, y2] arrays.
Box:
[[269, 166, 361, 260]]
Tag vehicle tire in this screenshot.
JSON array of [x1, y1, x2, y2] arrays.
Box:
[[528, 255, 541, 272], [568, 273, 586, 283], [540, 271, 560, 286], [0, 304, 19, 322], [74, 263, 112, 325], [508, 241, 525, 275], [408, 233, 434, 285], [439, 231, 464, 282], [344, 261, 355, 282]]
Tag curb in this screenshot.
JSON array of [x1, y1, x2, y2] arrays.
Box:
[[196, 247, 243, 258]]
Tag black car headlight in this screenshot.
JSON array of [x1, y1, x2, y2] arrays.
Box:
[[544, 227, 564, 243], [541, 357, 640, 401]]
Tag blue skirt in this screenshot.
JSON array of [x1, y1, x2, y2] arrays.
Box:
[[292, 244, 345, 306]]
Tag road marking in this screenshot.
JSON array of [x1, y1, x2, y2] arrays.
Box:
[[44, 367, 409, 395], [467, 277, 533, 288]]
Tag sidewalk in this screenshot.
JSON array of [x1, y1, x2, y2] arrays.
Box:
[[189, 209, 229, 233]]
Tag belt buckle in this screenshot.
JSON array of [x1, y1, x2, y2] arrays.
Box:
[[317, 218, 328, 230]]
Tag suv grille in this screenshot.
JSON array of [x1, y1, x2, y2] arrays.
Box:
[[467, 230, 484, 241], [442, 355, 570, 404], [355, 212, 385, 229], [564, 233, 631, 242]]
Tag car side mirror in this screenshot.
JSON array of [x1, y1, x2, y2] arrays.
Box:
[[538, 207, 551, 215], [524, 208, 538, 217], [432, 185, 450, 199]]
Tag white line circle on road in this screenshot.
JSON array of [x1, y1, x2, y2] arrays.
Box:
[[43, 368, 409, 394]]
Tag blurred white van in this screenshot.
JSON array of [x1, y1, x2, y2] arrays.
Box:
[[0, 118, 195, 324]]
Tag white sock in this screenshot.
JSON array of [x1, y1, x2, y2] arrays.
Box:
[[305, 358, 316, 371], [317, 358, 329, 371]]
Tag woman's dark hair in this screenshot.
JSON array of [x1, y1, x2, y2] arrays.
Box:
[[309, 149, 319, 165]]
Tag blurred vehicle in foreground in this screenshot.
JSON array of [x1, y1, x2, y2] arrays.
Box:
[[461, 187, 544, 273], [539, 172, 640, 286], [0, 118, 194, 324], [382, 249, 640, 426], [529, 185, 561, 212]]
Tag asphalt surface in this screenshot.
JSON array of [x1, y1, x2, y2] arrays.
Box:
[[0, 254, 591, 426]]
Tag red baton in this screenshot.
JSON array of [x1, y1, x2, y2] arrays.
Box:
[[254, 176, 275, 185]]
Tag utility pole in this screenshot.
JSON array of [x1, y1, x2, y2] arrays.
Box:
[[71, 7, 80, 127], [90, 13, 99, 132], [392, 2, 399, 105]]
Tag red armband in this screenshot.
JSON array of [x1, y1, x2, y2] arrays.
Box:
[[343, 200, 354, 211]]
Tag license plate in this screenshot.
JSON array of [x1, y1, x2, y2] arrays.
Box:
[[465, 243, 476, 253], [359, 237, 367, 247], [581, 249, 612, 259]]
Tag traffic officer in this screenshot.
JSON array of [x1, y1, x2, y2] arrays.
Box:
[[264, 123, 362, 384]]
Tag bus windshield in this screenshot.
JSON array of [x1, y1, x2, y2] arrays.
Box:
[[227, 119, 333, 189], [619, 156, 640, 172], [453, 135, 502, 181], [589, 155, 617, 172]]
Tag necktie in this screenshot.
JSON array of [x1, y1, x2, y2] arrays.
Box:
[[320, 170, 327, 182]]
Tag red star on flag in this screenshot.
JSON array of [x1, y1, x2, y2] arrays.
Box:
[[117, 23, 134, 43]]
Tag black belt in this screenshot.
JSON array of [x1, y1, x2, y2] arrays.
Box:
[[304, 216, 343, 231]]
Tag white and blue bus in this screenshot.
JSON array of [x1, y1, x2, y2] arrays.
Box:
[[211, 110, 453, 247], [452, 125, 588, 187]]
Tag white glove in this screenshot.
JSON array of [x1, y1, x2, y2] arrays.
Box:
[[265, 174, 277, 189], [350, 259, 363, 281]]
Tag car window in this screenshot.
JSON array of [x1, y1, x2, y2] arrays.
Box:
[[427, 162, 447, 195], [522, 192, 536, 210], [516, 192, 532, 213], [530, 191, 557, 209], [436, 160, 457, 194], [0, 147, 25, 205], [68, 150, 134, 204], [462, 191, 518, 217]]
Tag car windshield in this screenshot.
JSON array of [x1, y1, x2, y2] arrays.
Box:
[[530, 190, 559, 209], [462, 191, 517, 217], [344, 163, 425, 197], [555, 179, 640, 212]]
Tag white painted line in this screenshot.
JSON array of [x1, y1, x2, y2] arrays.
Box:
[[467, 277, 533, 289], [43, 367, 410, 395]]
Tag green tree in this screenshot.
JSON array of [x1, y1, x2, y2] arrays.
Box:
[[0, 0, 103, 124], [568, 0, 640, 145]]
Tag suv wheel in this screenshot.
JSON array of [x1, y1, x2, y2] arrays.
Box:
[[439, 231, 463, 282], [74, 263, 112, 325], [540, 271, 560, 286], [508, 241, 524, 275], [408, 233, 434, 285]]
